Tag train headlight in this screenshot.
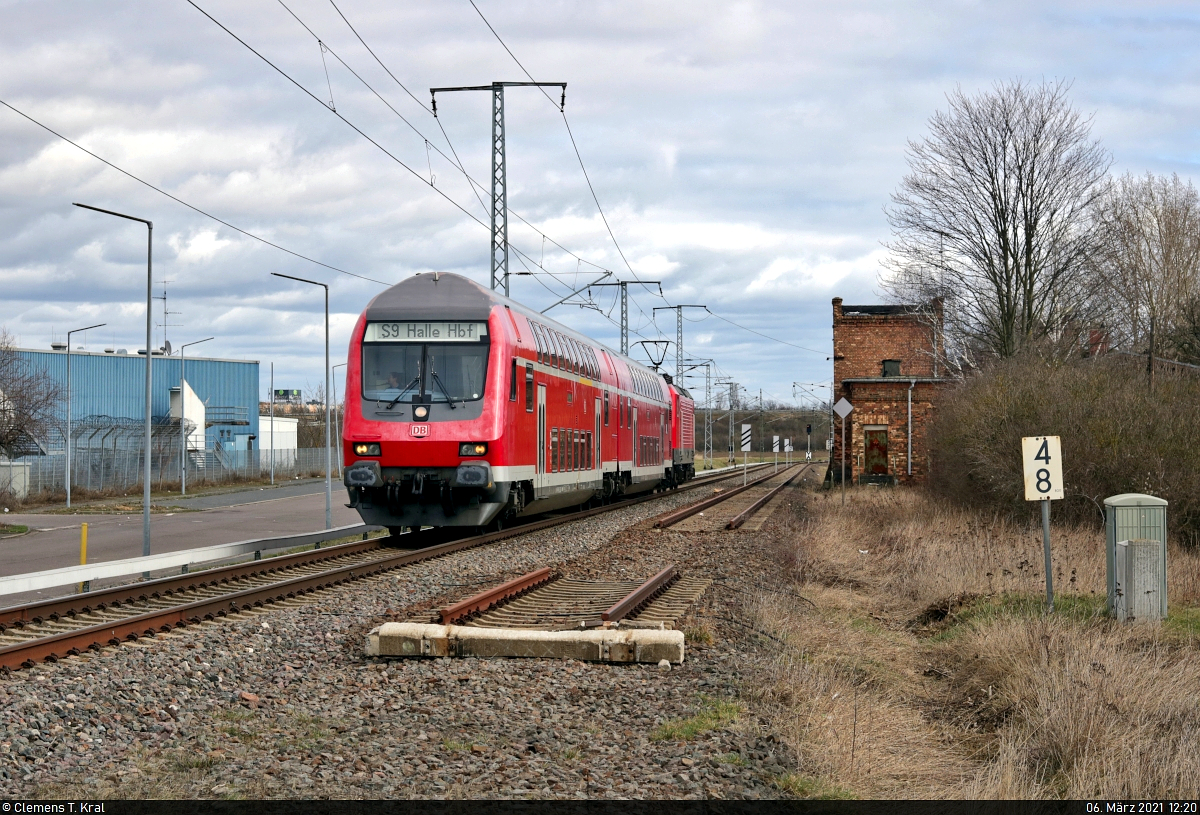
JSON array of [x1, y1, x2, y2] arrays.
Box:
[[459, 442, 488, 456], [413, 405, 429, 421], [353, 443, 381, 456]]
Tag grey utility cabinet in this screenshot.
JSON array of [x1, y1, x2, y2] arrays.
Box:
[[1104, 494, 1168, 618]]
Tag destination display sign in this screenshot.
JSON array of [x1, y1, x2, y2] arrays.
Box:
[[364, 321, 488, 342]]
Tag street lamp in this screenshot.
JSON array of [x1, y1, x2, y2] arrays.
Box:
[[271, 272, 331, 530], [74, 202, 154, 560], [332, 362, 346, 478], [64, 322, 105, 508], [178, 337, 214, 496]]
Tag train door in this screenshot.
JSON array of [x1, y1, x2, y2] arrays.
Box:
[[632, 407, 639, 468], [595, 398, 602, 473], [536, 384, 547, 492]]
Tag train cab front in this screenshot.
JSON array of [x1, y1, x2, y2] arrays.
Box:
[[342, 277, 510, 532]]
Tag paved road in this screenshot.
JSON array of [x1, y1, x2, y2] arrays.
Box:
[[0, 484, 359, 579]]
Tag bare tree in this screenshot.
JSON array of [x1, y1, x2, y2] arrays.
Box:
[[884, 79, 1111, 362], [0, 329, 61, 459], [1089, 173, 1200, 372]]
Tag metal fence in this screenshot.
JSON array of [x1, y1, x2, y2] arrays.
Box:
[[3, 445, 344, 499]]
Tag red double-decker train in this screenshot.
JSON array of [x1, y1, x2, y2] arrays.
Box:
[[341, 272, 696, 533]]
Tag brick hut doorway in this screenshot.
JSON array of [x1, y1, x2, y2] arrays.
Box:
[[862, 424, 890, 484]]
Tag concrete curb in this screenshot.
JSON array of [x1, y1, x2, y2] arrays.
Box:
[[366, 622, 685, 664]]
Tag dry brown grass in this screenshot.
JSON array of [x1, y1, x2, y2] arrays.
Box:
[[752, 486, 1200, 799]]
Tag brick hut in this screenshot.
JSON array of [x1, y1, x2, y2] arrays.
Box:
[[829, 297, 948, 485]]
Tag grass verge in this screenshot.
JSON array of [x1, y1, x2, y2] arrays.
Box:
[[752, 486, 1200, 799]]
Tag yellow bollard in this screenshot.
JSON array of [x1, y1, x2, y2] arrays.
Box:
[[78, 523, 89, 594]]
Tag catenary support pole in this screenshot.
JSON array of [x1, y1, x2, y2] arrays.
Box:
[[430, 81, 566, 297]]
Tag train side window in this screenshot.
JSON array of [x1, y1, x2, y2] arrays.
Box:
[[548, 331, 559, 369], [553, 332, 566, 370], [550, 429, 558, 473], [603, 391, 609, 426], [531, 323, 545, 364], [575, 431, 582, 471], [562, 336, 575, 373], [525, 364, 534, 412], [509, 358, 518, 401], [568, 338, 581, 375], [589, 348, 598, 379]]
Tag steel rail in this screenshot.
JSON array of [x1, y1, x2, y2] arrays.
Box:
[[602, 564, 679, 622], [440, 567, 555, 624], [0, 463, 774, 671], [0, 464, 761, 628], [0, 534, 404, 629], [652, 466, 792, 529], [725, 467, 807, 529]]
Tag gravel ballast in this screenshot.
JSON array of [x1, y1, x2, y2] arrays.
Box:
[[0, 481, 807, 799]]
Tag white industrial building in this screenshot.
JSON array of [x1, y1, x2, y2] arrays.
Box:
[[256, 415, 298, 467]]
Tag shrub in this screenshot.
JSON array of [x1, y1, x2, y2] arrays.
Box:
[[929, 352, 1200, 541]]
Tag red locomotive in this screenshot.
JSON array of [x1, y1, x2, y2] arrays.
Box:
[[342, 272, 696, 533]]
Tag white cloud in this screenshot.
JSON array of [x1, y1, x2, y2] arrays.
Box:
[[169, 230, 232, 264]]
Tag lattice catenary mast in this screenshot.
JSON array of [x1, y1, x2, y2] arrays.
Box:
[[431, 82, 567, 297]]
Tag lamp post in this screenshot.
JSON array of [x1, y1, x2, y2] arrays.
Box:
[[64, 322, 105, 508], [271, 272, 331, 530], [332, 362, 346, 478], [74, 203, 154, 560], [178, 337, 214, 496]]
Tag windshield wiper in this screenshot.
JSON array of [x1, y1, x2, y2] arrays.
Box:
[[386, 374, 420, 409], [430, 372, 458, 409]]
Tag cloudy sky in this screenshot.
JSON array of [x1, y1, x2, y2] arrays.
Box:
[[2, 1, 1197, 409]]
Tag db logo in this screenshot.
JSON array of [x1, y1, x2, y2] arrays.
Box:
[[410, 425, 430, 437]]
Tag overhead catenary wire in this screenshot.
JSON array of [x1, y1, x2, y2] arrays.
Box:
[[0, 98, 386, 286], [465, 0, 658, 298], [281, 0, 633, 290], [466, 1, 833, 359], [281, 0, 664, 334]]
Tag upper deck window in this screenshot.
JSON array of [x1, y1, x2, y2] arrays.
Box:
[[531, 323, 546, 364]]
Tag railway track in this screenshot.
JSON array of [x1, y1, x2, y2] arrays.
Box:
[[654, 463, 812, 531], [0, 462, 774, 673]]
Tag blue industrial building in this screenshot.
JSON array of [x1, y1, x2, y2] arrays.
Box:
[[15, 347, 259, 451]]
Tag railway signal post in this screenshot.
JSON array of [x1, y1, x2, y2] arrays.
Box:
[[1022, 436, 1064, 612]]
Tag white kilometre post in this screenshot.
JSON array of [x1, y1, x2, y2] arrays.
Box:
[[1022, 435, 1064, 612], [740, 424, 751, 485]]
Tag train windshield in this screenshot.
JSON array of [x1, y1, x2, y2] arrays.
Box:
[[361, 323, 489, 404]]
